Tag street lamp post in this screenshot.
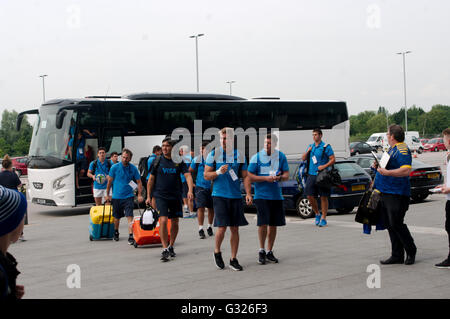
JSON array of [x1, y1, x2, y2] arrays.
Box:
[[39, 74, 48, 103], [396, 51, 411, 132], [189, 33, 204, 92], [226, 81, 236, 95]]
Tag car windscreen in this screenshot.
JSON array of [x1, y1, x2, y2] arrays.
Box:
[[335, 162, 368, 178]]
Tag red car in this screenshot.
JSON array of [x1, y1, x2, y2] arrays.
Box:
[[423, 138, 446, 152], [12, 157, 28, 176], [419, 138, 429, 145]]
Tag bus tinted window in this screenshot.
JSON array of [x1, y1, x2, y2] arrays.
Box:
[[276, 102, 347, 130]]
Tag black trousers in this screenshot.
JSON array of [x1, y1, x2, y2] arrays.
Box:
[[380, 193, 417, 259], [446, 201, 450, 257]]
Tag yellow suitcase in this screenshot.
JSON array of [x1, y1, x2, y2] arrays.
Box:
[[89, 204, 115, 240]]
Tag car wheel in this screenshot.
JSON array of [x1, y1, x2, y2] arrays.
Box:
[[336, 207, 354, 214], [417, 147, 423, 154], [411, 193, 428, 203], [295, 197, 315, 219]]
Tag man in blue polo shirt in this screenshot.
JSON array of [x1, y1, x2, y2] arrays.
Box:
[[87, 147, 111, 206], [248, 133, 289, 265], [301, 128, 335, 227], [374, 124, 416, 266], [106, 148, 144, 245], [204, 127, 253, 271], [190, 141, 215, 239]]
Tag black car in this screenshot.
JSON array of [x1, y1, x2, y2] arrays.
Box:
[[242, 159, 372, 218], [349, 142, 375, 156], [349, 154, 444, 202]]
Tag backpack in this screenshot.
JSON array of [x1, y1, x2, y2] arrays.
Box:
[[140, 205, 159, 231], [138, 155, 152, 179]]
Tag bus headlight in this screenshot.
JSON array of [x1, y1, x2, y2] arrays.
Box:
[[53, 174, 70, 190]]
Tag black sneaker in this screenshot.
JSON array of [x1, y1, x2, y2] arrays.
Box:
[[161, 249, 170, 262], [214, 252, 225, 270], [128, 234, 134, 245], [113, 231, 119, 241], [207, 227, 214, 237], [199, 229, 206, 239], [266, 251, 279, 263], [229, 258, 243, 271], [434, 258, 450, 269], [258, 250, 266, 265], [168, 246, 176, 258]]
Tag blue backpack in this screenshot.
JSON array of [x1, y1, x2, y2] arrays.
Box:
[[297, 160, 308, 190]]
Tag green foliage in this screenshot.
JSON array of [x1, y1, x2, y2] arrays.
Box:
[[0, 110, 33, 157], [350, 104, 449, 140]]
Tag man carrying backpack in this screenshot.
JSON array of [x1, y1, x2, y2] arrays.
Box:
[[145, 138, 194, 262], [204, 127, 253, 271], [87, 147, 112, 206], [301, 128, 335, 227]]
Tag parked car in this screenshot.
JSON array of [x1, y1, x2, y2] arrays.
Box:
[[349, 154, 444, 202], [11, 156, 28, 176], [350, 142, 375, 156], [242, 159, 372, 218], [423, 138, 446, 152]]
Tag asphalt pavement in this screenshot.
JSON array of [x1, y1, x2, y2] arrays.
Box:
[[10, 151, 450, 299]]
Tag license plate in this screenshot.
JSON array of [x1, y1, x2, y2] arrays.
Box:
[[427, 173, 439, 179], [352, 185, 366, 191]]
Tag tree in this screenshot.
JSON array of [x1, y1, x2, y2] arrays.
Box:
[[0, 110, 33, 157]]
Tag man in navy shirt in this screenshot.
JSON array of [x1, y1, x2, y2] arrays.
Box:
[[248, 134, 289, 265], [374, 125, 416, 265], [107, 148, 144, 245], [190, 141, 215, 239], [146, 138, 194, 262], [204, 127, 253, 271], [301, 128, 335, 227]]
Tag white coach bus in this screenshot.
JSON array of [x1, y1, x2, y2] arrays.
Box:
[[17, 93, 349, 207]]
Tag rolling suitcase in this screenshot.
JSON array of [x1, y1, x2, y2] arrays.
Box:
[[89, 204, 115, 241], [132, 215, 171, 248]]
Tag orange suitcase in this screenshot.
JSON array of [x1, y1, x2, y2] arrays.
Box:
[[132, 216, 171, 248]]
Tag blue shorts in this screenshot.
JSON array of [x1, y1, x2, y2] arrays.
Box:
[[76, 158, 88, 172], [254, 199, 286, 227], [195, 187, 213, 209], [155, 197, 183, 219], [213, 197, 248, 227], [304, 174, 331, 198], [112, 197, 134, 219]]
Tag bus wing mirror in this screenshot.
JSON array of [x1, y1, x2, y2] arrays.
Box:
[[16, 109, 39, 131], [56, 110, 67, 129]]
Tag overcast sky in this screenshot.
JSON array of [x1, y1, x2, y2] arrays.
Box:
[[0, 0, 449, 117]]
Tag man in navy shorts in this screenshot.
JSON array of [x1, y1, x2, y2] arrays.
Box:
[[106, 148, 144, 245], [204, 127, 253, 271], [190, 141, 215, 239], [302, 128, 335, 227], [248, 133, 289, 264], [146, 138, 194, 262]]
